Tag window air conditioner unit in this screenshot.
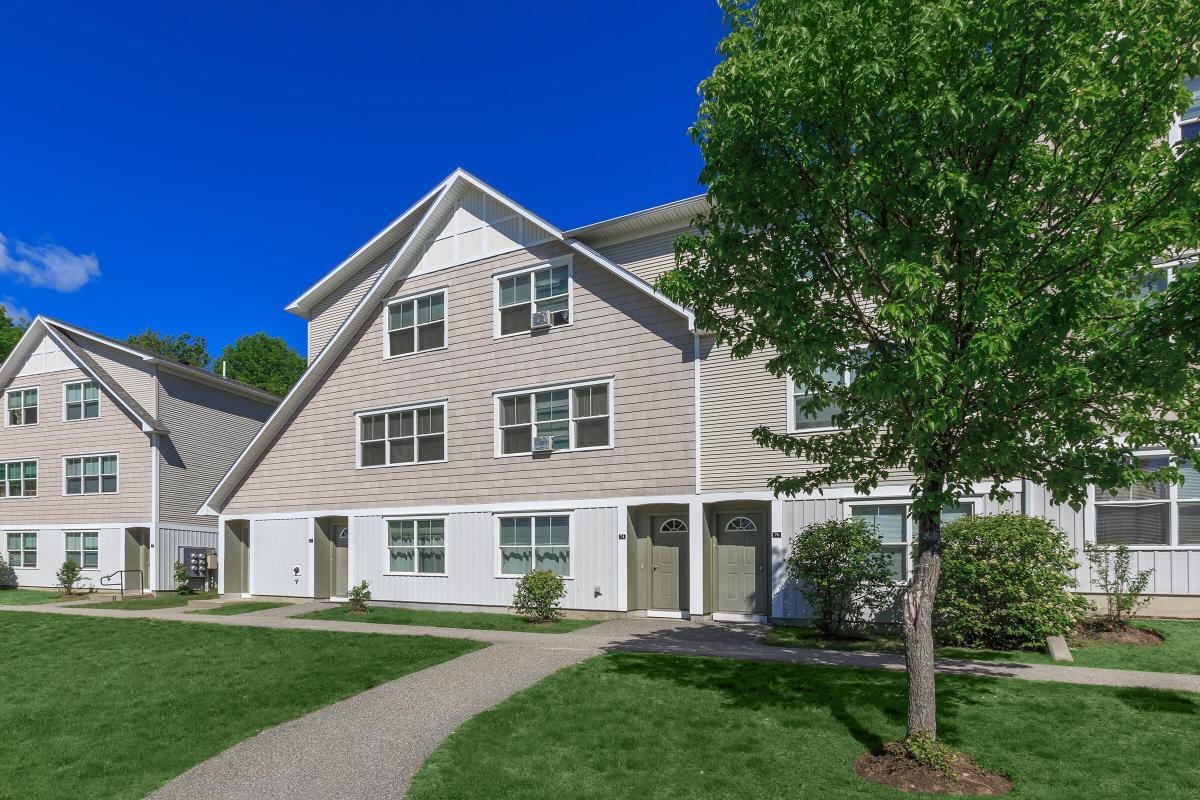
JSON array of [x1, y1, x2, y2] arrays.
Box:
[[551, 309, 570, 326], [530, 310, 552, 329], [532, 435, 555, 453]]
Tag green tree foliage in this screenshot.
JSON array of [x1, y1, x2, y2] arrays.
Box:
[[661, 0, 1200, 740], [212, 332, 305, 396], [126, 329, 210, 369], [935, 514, 1088, 650], [785, 518, 896, 636], [0, 305, 28, 364]]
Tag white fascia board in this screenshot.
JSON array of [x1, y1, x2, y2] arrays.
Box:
[[200, 181, 456, 517], [0, 316, 50, 389], [286, 174, 455, 317]]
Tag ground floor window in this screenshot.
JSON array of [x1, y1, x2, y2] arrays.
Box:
[[6, 531, 36, 567], [849, 502, 972, 581], [387, 518, 445, 574], [1092, 454, 1200, 547], [65, 531, 99, 569], [498, 515, 570, 576]]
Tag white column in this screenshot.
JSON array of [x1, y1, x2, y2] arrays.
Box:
[[306, 517, 317, 598], [247, 519, 256, 596], [770, 499, 786, 619], [216, 518, 226, 595], [615, 505, 629, 612], [688, 499, 705, 616], [148, 432, 160, 591]]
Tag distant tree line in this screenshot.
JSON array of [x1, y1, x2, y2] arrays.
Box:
[[125, 329, 305, 396]]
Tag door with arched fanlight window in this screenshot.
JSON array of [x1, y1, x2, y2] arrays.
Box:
[[715, 512, 767, 614], [649, 516, 688, 611]]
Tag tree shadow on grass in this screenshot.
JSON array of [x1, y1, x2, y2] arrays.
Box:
[[603, 652, 986, 753], [1110, 687, 1199, 716]]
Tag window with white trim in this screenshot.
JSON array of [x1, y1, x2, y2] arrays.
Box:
[[1178, 76, 1200, 142], [790, 367, 853, 431], [387, 518, 445, 574], [498, 382, 610, 454], [496, 262, 570, 336], [65, 455, 118, 495], [6, 531, 36, 568], [660, 518, 688, 534], [386, 290, 445, 357], [499, 515, 570, 576], [359, 403, 446, 467], [1093, 454, 1200, 546], [0, 460, 37, 498], [6, 387, 37, 426], [65, 531, 99, 569], [850, 502, 972, 581], [64, 380, 100, 420]]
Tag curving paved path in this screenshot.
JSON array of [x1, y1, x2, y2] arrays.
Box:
[[4, 601, 1200, 798]]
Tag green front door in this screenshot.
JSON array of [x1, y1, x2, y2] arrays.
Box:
[[650, 516, 687, 611], [716, 513, 765, 614]]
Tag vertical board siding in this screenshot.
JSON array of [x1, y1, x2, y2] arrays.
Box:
[[15, 332, 74, 377], [351, 506, 620, 610], [593, 226, 695, 284], [223, 241, 696, 516], [156, 372, 275, 526], [0, 365, 152, 524], [1024, 481, 1198, 595], [2, 527, 124, 589], [62, 333, 157, 415], [155, 526, 218, 589], [773, 492, 1023, 620], [250, 518, 311, 596]]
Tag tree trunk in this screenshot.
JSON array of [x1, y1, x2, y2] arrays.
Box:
[[902, 510, 942, 739]]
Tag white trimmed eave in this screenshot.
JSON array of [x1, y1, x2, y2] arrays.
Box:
[[201, 171, 696, 515]]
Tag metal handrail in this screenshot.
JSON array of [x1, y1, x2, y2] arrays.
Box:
[[99, 569, 144, 598]]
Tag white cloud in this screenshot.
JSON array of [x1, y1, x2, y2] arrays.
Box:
[[0, 297, 31, 324], [0, 232, 100, 292]]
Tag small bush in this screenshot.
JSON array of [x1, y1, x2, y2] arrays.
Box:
[[511, 569, 566, 624], [0, 555, 16, 589], [886, 732, 960, 777], [785, 518, 896, 636], [347, 580, 372, 613], [57, 560, 83, 596], [935, 513, 1087, 650], [1083, 542, 1152, 629], [173, 561, 194, 595]]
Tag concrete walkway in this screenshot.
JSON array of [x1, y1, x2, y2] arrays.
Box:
[[4, 601, 1200, 799]]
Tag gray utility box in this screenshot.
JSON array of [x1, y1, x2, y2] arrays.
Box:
[[182, 547, 212, 579]]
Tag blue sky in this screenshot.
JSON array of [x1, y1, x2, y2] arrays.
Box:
[[0, 2, 725, 357]]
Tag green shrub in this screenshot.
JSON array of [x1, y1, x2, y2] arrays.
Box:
[[785, 518, 896, 635], [1083, 542, 1152, 629], [57, 560, 83, 596], [0, 555, 16, 589], [347, 580, 372, 613], [511, 569, 567, 624], [173, 561, 194, 595], [934, 513, 1087, 650]]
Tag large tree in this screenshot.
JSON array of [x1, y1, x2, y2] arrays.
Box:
[[212, 332, 305, 396], [126, 329, 210, 369], [662, 0, 1200, 748], [0, 305, 27, 364]]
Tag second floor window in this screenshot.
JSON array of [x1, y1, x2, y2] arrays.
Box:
[[1180, 76, 1200, 141], [64, 381, 100, 420], [496, 262, 570, 336], [65, 455, 118, 495], [1, 461, 37, 498], [790, 367, 852, 431], [387, 290, 446, 357], [359, 403, 446, 467], [497, 381, 611, 455], [6, 387, 37, 426]]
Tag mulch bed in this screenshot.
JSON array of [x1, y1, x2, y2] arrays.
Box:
[[1072, 621, 1164, 647], [854, 750, 1012, 796]]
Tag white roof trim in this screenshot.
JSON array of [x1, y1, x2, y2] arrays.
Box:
[[563, 194, 707, 241], [201, 170, 694, 516]]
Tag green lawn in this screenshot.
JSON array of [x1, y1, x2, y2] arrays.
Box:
[[765, 619, 1200, 675], [0, 588, 87, 605], [299, 605, 602, 634], [409, 653, 1200, 800], [74, 592, 218, 611], [187, 601, 292, 616], [0, 611, 482, 800]]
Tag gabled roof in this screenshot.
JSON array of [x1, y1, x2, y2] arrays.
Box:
[[201, 168, 696, 515], [564, 194, 708, 244], [0, 317, 165, 433]]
